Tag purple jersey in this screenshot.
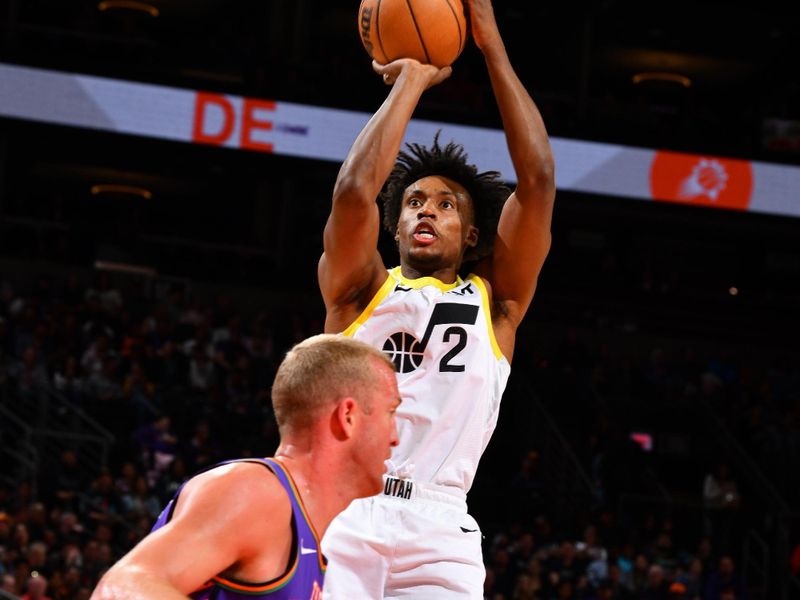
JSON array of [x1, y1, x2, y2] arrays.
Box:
[[151, 457, 326, 600]]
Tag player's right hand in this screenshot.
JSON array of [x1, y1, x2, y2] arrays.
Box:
[[372, 59, 452, 90]]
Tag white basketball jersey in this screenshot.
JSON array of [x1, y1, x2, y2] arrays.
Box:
[[343, 267, 511, 499]]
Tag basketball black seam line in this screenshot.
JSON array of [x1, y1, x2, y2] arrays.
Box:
[[443, 0, 463, 56], [375, 0, 389, 64], [405, 0, 431, 65]]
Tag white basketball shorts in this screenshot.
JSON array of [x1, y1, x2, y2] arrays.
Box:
[[321, 477, 485, 599]]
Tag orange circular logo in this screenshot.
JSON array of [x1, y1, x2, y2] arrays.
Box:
[[650, 151, 753, 211]]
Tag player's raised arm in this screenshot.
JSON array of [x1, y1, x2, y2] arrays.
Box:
[[91, 464, 290, 600], [319, 60, 451, 329], [469, 0, 556, 357]]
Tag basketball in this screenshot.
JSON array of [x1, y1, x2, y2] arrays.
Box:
[[358, 0, 468, 69]]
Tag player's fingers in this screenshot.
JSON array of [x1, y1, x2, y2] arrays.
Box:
[[433, 66, 452, 85]]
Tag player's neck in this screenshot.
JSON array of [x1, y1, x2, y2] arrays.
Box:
[[399, 263, 460, 285], [274, 448, 357, 539]]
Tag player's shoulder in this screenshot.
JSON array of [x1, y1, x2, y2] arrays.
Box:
[[466, 272, 491, 293], [465, 273, 496, 308], [201, 460, 284, 494], [467, 271, 514, 333], [178, 461, 290, 525]]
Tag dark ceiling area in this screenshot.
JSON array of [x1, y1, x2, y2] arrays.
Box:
[[0, 0, 799, 348]]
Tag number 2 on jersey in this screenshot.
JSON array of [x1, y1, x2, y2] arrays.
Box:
[[418, 303, 478, 373]]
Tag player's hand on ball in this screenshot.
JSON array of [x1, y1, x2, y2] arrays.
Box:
[[372, 59, 452, 89], [466, 0, 502, 51]]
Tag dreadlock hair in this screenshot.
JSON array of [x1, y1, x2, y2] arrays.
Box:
[[380, 132, 510, 263]]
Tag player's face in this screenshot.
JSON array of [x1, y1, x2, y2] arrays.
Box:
[[357, 362, 401, 495], [396, 175, 478, 272]]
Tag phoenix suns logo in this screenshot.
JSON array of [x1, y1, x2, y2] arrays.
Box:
[[650, 151, 753, 211]]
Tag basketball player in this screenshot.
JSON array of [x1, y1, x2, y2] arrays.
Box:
[[318, 0, 555, 597], [91, 335, 401, 600]]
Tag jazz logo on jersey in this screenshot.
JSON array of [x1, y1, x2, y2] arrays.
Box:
[[382, 303, 479, 373]]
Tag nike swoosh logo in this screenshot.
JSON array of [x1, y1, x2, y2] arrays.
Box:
[[299, 540, 318, 555], [460, 527, 478, 533]]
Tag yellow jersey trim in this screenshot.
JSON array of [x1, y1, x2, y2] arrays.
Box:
[[341, 274, 396, 337], [468, 274, 504, 361], [389, 266, 463, 292]]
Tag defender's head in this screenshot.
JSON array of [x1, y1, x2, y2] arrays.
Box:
[[271, 334, 400, 494]]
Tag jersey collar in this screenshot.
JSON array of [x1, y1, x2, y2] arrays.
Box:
[[390, 267, 463, 292]]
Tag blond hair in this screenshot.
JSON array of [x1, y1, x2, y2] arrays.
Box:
[[272, 334, 395, 434]]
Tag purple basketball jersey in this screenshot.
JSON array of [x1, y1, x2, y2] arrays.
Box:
[[151, 458, 326, 600]]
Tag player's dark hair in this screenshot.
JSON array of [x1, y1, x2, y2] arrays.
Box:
[[380, 132, 509, 263]]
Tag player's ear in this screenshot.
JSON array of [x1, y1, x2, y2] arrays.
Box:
[[466, 225, 479, 248], [334, 397, 358, 440]]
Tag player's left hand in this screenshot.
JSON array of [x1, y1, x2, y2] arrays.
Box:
[[465, 0, 502, 51]]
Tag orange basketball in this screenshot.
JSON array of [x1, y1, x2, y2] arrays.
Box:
[[358, 0, 468, 69]]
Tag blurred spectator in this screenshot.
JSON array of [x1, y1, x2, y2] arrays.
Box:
[[80, 333, 113, 379], [631, 553, 651, 596], [24, 504, 47, 544], [605, 563, 634, 599], [119, 476, 160, 521], [651, 531, 679, 573], [40, 450, 83, 512], [181, 319, 213, 360], [0, 510, 10, 543], [25, 542, 52, 578], [491, 546, 517, 598], [552, 579, 576, 600], [641, 564, 670, 600], [80, 469, 121, 524], [1, 573, 18, 596], [544, 542, 586, 597], [85, 357, 122, 403], [511, 533, 538, 576], [55, 512, 83, 548], [483, 567, 498, 599], [518, 557, 545, 600], [12, 346, 49, 391], [702, 462, 741, 553], [675, 557, 705, 600], [121, 361, 156, 424], [19, 574, 50, 600], [703, 555, 748, 600], [112, 463, 137, 497], [578, 524, 609, 587], [134, 415, 178, 484], [52, 356, 85, 402], [153, 457, 188, 504], [668, 581, 689, 599], [512, 572, 541, 599], [213, 316, 251, 408], [511, 450, 546, 520], [85, 274, 122, 316], [182, 421, 220, 472], [187, 343, 215, 392]]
